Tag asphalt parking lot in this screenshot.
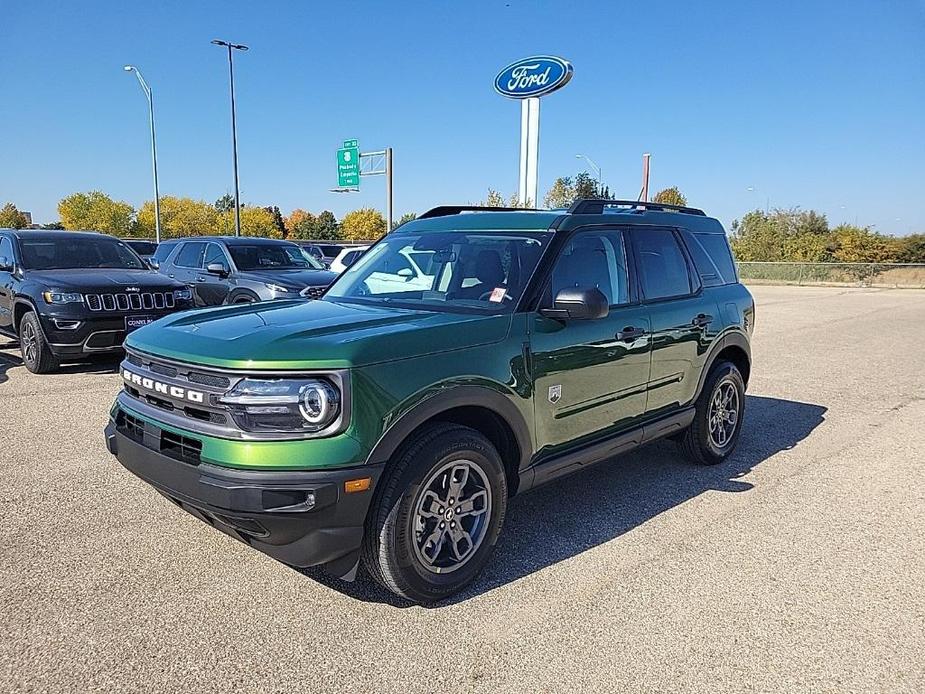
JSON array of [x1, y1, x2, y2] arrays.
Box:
[[2, 284, 924, 693]]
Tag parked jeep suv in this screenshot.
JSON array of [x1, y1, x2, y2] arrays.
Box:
[[0, 230, 193, 373], [104, 200, 753, 603], [152, 236, 337, 305]]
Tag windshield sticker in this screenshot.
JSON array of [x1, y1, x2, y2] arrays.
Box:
[[489, 287, 506, 303]]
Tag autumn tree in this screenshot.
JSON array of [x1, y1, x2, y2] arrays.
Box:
[[483, 189, 505, 207], [652, 187, 688, 207], [340, 208, 386, 241], [237, 206, 283, 238], [0, 203, 29, 229], [393, 212, 417, 229], [264, 206, 287, 238], [214, 194, 234, 213], [544, 177, 573, 208], [287, 209, 340, 239], [137, 196, 219, 238], [58, 191, 135, 235]]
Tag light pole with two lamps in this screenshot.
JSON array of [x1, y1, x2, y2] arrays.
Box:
[[211, 39, 248, 237]]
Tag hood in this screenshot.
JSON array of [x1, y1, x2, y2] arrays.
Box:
[[26, 268, 184, 291], [125, 298, 511, 369], [237, 268, 338, 288]]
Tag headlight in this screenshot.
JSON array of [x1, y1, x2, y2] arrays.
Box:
[[218, 378, 341, 433], [43, 291, 83, 304], [266, 283, 290, 293], [173, 288, 193, 301]]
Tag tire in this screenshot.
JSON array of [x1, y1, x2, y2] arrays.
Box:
[[227, 291, 258, 305], [362, 423, 508, 603], [678, 360, 745, 465], [19, 312, 58, 374]]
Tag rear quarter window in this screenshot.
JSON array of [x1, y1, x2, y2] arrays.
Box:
[[681, 230, 738, 286]]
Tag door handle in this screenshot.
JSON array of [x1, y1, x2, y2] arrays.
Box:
[[691, 313, 713, 328], [195, 276, 206, 282], [616, 326, 645, 342]]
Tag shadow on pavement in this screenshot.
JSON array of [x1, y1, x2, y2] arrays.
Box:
[[0, 343, 121, 385], [302, 395, 827, 607]]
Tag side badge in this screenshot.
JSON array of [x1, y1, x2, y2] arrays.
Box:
[[548, 384, 562, 404]]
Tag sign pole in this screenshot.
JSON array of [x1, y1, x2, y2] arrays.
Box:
[[518, 98, 539, 207], [385, 147, 393, 232]]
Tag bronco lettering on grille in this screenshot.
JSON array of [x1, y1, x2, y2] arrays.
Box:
[[122, 369, 205, 403]]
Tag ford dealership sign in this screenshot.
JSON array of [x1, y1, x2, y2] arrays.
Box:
[[494, 56, 573, 99]]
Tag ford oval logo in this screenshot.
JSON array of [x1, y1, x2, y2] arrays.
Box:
[[494, 56, 573, 99]]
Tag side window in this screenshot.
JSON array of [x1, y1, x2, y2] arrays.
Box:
[[634, 229, 695, 300], [203, 243, 227, 268], [547, 230, 630, 306], [681, 229, 737, 286], [174, 242, 206, 268], [152, 242, 176, 264], [0, 236, 14, 265]]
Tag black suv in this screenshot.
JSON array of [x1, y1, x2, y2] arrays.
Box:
[[0, 230, 193, 373], [152, 236, 337, 305]]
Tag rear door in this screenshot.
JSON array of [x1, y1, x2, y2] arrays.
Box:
[[530, 228, 651, 454], [629, 227, 718, 413]]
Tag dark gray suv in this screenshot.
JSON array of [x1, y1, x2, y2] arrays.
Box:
[[151, 236, 337, 306]]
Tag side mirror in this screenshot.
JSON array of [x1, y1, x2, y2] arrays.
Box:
[[148, 258, 159, 270], [0, 256, 13, 272], [206, 262, 228, 276], [396, 267, 414, 280], [540, 287, 609, 321]]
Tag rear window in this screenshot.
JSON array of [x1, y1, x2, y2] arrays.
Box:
[[634, 229, 695, 300], [681, 230, 737, 286]]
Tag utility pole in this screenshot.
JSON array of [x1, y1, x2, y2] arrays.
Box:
[[639, 153, 651, 202], [211, 39, 248, 236], [385, 147, 393, 231]]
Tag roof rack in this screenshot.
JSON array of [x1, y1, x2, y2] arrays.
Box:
[[568, 199, 706, 216], [418, 205, 541, 219]]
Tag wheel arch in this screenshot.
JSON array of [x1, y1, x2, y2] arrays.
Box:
[[12, 297, 40, 335], [695, 330, 751, 400], [365, 386, 532, 497], [225, 288, 261, 304]]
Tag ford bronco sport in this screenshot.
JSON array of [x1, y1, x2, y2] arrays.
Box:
[[104, 199, 754, 603]]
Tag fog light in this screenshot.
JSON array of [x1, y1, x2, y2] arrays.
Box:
[[53, 319, 81, 330]]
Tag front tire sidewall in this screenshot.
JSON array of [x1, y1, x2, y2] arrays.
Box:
[[369, 427, 507, 603], [684, 362, 745, 465], [19, 313, 57, 374]]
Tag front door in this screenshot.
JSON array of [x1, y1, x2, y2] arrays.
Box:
[[194, 242, 233, 306], [169, 242, 207, 305], [530, 228, 651, 456]]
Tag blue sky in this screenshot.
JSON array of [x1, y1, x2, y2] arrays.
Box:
[[1, 0, 923, 234]]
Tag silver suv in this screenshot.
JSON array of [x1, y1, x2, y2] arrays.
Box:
[[151, 236, 337, 305]]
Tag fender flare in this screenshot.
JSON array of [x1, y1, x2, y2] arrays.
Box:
[[693, 329, 751, 400], [364, 385, 533, 472], [11, 297, 46, 339]]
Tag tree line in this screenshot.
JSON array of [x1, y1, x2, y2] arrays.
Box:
[[730, 209, 925, 264], [0, 194, 416, 242]]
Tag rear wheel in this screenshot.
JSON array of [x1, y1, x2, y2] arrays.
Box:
[[362, 423, 508, 603], [19, 312, 58, 374], [678, 360, 745, 465]]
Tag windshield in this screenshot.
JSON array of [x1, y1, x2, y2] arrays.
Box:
[[228, 244, 324, 271], [324, 230, 552, 313], [19, 236, 146, 270]]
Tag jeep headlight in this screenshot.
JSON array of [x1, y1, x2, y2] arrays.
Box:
[[43, 291, 83, 304], [218, 377, 342, 433]]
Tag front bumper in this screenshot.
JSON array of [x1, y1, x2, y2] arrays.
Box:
[[41, 306, 190, 357], [104, 420, 383, 579]]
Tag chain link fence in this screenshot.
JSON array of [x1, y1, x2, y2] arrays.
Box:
[[736, 262, 925, 288]]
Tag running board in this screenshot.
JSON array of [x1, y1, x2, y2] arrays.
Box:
[[521, 407, 695, 492]]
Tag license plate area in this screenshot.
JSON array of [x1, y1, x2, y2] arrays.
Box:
[[126, 315, 157, 332]]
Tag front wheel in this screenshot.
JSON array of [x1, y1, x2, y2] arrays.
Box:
[[362, 423, 508, 603], [678, 360, 745, 465], [19, 312, 58, 374]]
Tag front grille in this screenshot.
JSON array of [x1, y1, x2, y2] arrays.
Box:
[[300, 285, 326, 299], [85, 291, 175, 312], [187, 371, 231, 388]]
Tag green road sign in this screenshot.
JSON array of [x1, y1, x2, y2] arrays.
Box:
[[337, 140, 360, 187]]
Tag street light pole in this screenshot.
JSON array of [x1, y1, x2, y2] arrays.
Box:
[[575, 154, 602, 194], [123, 65, 161, 243], [212, 39, 248, 237]]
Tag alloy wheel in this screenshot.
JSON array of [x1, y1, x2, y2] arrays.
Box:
[[412, 459, 492, 574], [709, 380, 739, 448], [21, 321, 37, 365]]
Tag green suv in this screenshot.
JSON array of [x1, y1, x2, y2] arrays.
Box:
[[104, 199, 754, 603]]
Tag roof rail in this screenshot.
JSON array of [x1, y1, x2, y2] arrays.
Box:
[[418, 205, 541, 219], [568, 199, 706, 216]]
